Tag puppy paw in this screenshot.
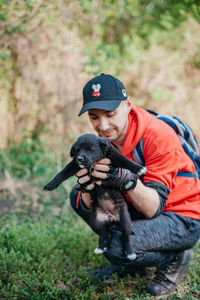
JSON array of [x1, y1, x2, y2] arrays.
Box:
[[44, 183, 57, 191], [94, 248, 104, 254], [127, 253, 137, 260], [94, 247, 107, 254], [138, 166, 147, 176]]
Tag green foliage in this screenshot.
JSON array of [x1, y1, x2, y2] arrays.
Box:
[[0, 0, 199, 85], [0, 50, 10, 60], [77, 1, 200, 45], [0, 135, 56, 180], [6, 24, 27, 34], [0, 0, 46, 37], [0, 134, 77, 219], [0, 12, 7, 20], [0, 213, 199, 299], [76, 0, 200, 74], [0, 213, 97, 298], [2, 1, 198, 75]]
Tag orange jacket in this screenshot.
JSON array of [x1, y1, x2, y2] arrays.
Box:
[[122, 105, 200, 220]]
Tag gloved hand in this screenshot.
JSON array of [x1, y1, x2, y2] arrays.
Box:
[[101, 165, 138, 192]]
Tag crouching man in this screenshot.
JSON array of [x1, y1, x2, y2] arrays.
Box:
[[70, 74, 200, 296]]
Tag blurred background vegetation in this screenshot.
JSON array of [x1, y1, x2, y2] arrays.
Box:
[[0, 0, 200, 150], [0, 1, 200, 298]]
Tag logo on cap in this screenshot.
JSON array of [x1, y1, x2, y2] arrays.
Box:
[[122, 89, 127, 97], [92, 84, 101, 97]]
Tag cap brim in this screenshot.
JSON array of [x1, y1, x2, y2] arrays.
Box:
[[78, 100, 123, 116]]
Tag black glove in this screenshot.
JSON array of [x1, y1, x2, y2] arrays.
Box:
[[101, 166, 138, 192]]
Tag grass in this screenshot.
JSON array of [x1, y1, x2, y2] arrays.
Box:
[[0, 138, 199, 299], [0, 213, 101, 299], [0, 213, 199, 299]]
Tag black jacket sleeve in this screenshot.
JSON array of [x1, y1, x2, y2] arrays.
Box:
[[144, 181, 170, 217]]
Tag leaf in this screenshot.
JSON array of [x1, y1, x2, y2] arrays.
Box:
[[0, 13, 7, 21]]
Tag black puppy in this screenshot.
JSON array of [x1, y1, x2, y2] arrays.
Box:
[[44, 134, 146, 260]]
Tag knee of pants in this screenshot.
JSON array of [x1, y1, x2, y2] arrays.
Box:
[[103, 232, 176, 268]]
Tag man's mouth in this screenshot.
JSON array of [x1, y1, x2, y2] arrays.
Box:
[[100, 129, 115, 137]]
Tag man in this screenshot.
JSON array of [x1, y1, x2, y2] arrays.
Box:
[[70, 73, 200, 296]]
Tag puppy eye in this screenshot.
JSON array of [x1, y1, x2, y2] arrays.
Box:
[[87, 146, 96, 152]]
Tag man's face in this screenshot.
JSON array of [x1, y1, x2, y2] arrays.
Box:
[[88, 99, 131, 144]]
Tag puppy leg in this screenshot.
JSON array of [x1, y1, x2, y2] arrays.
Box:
[[95, 223, 112, 254], [119, 205, 136, 260], [90, 212, 110, 254], [108, 146, 146, 176], [44, 159, 79, 191]]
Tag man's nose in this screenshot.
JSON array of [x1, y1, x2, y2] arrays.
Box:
[[98, 117, 109, 131]]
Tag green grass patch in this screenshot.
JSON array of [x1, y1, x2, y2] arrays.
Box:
[[0, 213, 199, 299], [0, 212, 106, 299]]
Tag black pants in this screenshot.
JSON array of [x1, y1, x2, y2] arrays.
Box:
[[70, 184, 200, 267]]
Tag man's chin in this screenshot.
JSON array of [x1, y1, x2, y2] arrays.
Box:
[[101, 134, 118, 142], [98, 130, 118, 141]]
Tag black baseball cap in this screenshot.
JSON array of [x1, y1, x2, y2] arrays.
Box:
[[78, 73, 128, 116]]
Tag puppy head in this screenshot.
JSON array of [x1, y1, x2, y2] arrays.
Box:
[[70, 134, 110, 168]]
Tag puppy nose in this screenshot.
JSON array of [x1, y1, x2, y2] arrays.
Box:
[[77, 156, 84, 163]]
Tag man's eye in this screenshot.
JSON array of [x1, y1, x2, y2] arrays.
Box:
[[107, 113, 115, 117]]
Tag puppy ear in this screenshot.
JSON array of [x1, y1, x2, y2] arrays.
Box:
[[70, 142, 77, 157], [99, 138, 111, 155]]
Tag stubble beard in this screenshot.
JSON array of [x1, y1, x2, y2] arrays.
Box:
[[99, 127, 125, 144]]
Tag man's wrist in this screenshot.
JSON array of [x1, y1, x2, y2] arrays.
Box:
[[121, 178, 137, 192], [81, 192, 92, 209], [120, 169, 138, 192]]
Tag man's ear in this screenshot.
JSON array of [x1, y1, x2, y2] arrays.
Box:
[[70, 142, 77, 157], [99, 138, 111, 156], [127, 97, 132, 112]]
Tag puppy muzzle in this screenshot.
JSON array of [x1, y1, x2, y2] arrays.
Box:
[[76, 156, 92, 168]]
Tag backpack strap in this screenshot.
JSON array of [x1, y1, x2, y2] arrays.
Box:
[[176, 171, 198, 178], [131, 137, 145, 166]]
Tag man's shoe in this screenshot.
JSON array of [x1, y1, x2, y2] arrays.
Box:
[[90, 263, 147, 281], [146, 250, 192, 296]]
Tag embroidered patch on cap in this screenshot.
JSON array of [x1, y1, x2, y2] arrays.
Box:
[[122, 89, 127, 97], [92, 84, 101, 97]]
